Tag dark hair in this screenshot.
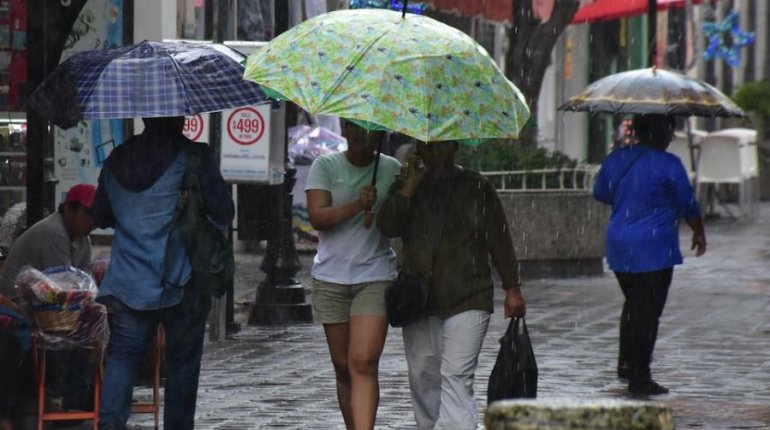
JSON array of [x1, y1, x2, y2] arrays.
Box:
[[632, 114, 676, 148], [142, 116, 185, 134], [342, 120, 385, 144]]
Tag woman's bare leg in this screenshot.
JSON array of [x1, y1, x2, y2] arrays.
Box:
[[348, 315, 388, 430], [323, 323, 353, 429]]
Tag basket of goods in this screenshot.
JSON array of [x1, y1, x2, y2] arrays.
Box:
[[15, 266, 106, 346]]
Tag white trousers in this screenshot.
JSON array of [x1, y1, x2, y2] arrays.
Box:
[[402, 310, 491, 430]]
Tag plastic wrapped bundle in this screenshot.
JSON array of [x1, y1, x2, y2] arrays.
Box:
[[89, 251, 111, 287], [15, 266, 108, 349]]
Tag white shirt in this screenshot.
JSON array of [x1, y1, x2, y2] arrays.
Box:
[[305, 152, 400, 284]]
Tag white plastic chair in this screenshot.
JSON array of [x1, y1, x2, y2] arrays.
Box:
[[706, 128, 759, 217], [670, 131, 704, 182], [696, 133, 748, 218]]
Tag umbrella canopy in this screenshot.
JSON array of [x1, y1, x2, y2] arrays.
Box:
[[243, 8, 529, 144], [557, 67, 745, 117], [27, 40, 266, 129]]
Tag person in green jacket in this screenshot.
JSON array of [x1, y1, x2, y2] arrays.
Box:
[[378, 141, 526, 430]]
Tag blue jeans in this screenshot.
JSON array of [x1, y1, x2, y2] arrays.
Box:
[[99, 285, 211, 430]]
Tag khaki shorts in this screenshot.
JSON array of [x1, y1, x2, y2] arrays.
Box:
[[312, 279, 391, 324]]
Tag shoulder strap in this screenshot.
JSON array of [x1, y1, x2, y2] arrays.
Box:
[[161, 145, 205, 288], [610, 147, 649, 201]]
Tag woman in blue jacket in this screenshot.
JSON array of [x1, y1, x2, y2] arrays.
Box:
[[593, 114, 707, 396]]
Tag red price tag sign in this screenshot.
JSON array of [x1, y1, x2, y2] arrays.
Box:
[[183, 114, 205, 141], [227, 107, 266, 146]]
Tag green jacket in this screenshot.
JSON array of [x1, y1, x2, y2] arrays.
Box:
[[377, 168, 520, 319]]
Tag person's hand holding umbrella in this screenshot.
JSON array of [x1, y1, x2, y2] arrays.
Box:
[[360, 184, 377, 226], [398, 153, 426, 199]]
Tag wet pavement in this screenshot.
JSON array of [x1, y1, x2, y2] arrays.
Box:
[[122, 203, 770, 429]]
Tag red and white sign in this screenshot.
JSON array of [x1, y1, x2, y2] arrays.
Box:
[[183, 113, 210, 143], [220, 104, 276, 183], [226, 106, 266, 145]]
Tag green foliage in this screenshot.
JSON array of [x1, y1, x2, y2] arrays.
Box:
[[732, 81, 770, 121], [455, 140, 577, 172]]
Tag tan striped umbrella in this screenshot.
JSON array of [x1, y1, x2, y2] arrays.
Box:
[[558, 67, 745, 118]]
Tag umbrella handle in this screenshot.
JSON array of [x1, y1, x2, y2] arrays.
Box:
[[364, 140, 384, 229]]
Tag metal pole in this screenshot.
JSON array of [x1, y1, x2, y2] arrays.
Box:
[[248, 1, 311, 325], [648, 0, 657, 67], [26, 0, 88, 226]]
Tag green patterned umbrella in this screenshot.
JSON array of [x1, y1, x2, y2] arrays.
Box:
[[243, 8, 529, 145]]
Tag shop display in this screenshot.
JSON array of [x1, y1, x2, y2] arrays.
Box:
[[0, 112, 25, 216], [0, 0, 26, 111]]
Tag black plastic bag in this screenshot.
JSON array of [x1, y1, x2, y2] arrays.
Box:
[[487, 317, 538, 403]]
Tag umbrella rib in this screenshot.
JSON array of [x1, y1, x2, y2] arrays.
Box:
[[166, 51, 195, 116], [315, 24, 399, 113]]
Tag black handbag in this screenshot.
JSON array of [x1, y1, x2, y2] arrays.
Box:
[[487, 317, 538, 403], [384, 175, 455, 328], [385, 274, 432, 328]]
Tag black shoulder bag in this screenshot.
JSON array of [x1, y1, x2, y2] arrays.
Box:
[[385, 174, 455, 328], [163, 145, 234, 298]]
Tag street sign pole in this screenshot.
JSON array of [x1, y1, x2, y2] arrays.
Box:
[[648, 0, 657, 67]]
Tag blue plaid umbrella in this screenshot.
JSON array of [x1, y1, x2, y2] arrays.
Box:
[[27, 40, 266, 129]]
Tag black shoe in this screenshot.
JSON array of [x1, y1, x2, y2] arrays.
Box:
[[629, 380, 669, 396], [226, 321, 241, 335]]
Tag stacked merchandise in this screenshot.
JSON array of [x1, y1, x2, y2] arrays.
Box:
[[15, 266, 108, 349]]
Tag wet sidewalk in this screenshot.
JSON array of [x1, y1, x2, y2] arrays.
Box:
[[122, 204, 770, 429]]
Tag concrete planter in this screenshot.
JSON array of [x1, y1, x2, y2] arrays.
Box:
[[485, 398, 675, 430], [498, 192, 609, 278]]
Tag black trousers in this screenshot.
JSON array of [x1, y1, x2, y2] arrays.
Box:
[[615, 268, 673, 384]]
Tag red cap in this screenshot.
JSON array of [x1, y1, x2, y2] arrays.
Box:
[[65, 184, 97, 209]]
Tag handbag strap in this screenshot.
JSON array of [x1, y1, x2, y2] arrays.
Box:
[[610, 147, 649, 201], [161, 145, 204, 288]]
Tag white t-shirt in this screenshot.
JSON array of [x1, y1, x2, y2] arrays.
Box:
[[305, 152, 400, 284]]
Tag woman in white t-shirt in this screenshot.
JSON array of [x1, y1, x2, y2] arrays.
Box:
[[305, 121, 400, 430]]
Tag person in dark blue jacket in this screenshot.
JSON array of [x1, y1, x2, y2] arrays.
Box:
[[593, 114, 706, 396], [92, 116, 234, 430]]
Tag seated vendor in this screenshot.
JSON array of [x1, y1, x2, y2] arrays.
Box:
[[0, 183, 96, 299], [0, 183, 97, 414]]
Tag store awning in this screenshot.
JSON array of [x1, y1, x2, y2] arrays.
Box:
[[425, 0, 708, 25], [571, 0, 707, 24]]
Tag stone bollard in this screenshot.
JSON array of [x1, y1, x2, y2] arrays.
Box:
[[485, 398, 675, 430]]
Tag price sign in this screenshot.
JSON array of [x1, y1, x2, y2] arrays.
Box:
[[220, 104, 276, 183], [226, 107, 266, 145], [183, 113, 209, 143]]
